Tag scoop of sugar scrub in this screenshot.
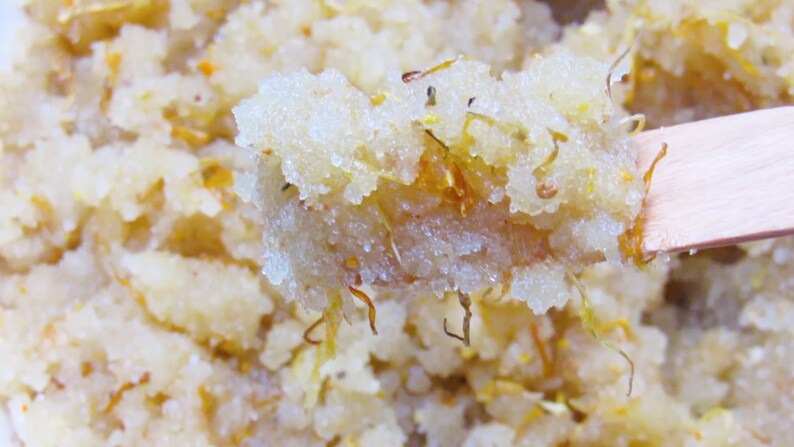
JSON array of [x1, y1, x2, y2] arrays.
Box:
[[233, 51, 646, 314]]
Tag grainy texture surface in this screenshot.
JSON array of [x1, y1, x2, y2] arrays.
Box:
[[234, 54, 644, 311]]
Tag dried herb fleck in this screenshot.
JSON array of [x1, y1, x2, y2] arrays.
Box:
[[535, 181, 558, 199], [443, 291, 473, 347], [348, 286, 378, 335], [606, 38, 637, 99], [303, 316, 325, 345], [426, 85, 437, 106], [402, 58, 462, 84], [424, 129, 450, 156], [568, 272, 635, 397], [402, 70, 422, 83], [619, 142, 667, 265], [104, 372, 151, 414]]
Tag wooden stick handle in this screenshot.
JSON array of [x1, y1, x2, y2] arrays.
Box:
[[634, 107, 794, 254]]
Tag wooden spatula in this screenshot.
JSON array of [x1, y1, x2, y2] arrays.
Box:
[[634, 106, 794, 255]]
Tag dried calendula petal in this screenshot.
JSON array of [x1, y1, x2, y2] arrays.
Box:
[[348, 286, 378, 336]]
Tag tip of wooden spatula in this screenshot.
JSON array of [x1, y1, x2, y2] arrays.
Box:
[[633, 106, 794, 255]]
